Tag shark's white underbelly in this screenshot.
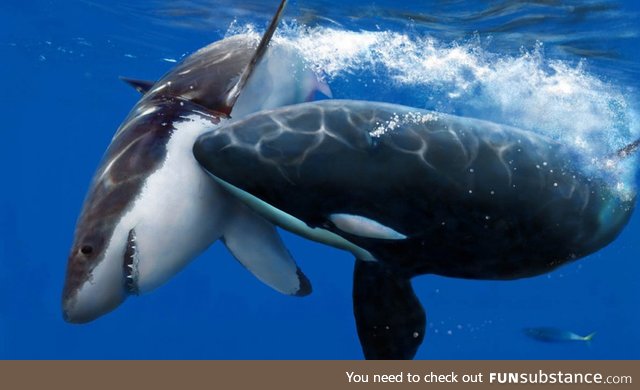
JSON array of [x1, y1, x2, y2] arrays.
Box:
[[116, 114, 228, 293]]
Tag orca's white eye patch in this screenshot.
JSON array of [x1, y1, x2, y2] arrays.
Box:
[[329, 213, 407, 240]]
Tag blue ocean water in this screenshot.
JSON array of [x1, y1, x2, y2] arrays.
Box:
[[1, 0, 639, 359]]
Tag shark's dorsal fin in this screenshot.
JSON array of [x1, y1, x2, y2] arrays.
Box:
[[119, 77, 155, 94], [220, 0, 288, 116]]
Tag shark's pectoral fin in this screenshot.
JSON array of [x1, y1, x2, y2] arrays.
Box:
[[223, 202, 311, 297], [353, 259, 425, 359]]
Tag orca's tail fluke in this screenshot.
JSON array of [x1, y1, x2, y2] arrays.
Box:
[[616, 138, 640, 159], [221, 0, 288, 116], [353, 259, 425, 359]]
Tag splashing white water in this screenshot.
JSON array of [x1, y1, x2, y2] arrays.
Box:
[[229, 23, 639, 192]]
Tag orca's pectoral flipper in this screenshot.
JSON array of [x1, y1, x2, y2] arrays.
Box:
[[119, 77, 155, 94], [353, 259, 425, 359]]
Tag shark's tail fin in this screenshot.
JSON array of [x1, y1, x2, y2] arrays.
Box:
[[220, 0, 288, 116], [583, 332, 596, 342]]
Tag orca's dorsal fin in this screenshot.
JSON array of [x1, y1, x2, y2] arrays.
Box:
[[220, 0, 288, 116], [119, 77, 155, 94]]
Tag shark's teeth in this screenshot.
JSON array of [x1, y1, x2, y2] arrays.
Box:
[[123, 229, 140, 295]]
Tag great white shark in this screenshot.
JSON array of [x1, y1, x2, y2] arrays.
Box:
[[61, 0, 329, 323], [194, 100, 637, 359]]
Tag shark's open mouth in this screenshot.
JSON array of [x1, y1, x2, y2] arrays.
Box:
[[123, 229, 140, 295]]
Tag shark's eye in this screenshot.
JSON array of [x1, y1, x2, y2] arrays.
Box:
[[80, 245, 94, 255]]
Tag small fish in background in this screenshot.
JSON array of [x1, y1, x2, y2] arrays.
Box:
[[524, 327, 596, 343]]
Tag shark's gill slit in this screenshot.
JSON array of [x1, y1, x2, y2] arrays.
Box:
[[124, 228, 140, 295]]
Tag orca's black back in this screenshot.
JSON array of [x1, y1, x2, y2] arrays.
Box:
[[195, 100, 635, 280]]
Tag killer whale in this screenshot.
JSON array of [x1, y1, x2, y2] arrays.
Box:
[[194, 99, 637, 359], [62, 0, 326, 323]]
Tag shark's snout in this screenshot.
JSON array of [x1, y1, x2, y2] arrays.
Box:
[[62, 247, 128, 324], [62, 286, 125, 324]]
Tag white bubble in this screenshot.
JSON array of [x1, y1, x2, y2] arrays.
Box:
[[224, 24, 640, 194]]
